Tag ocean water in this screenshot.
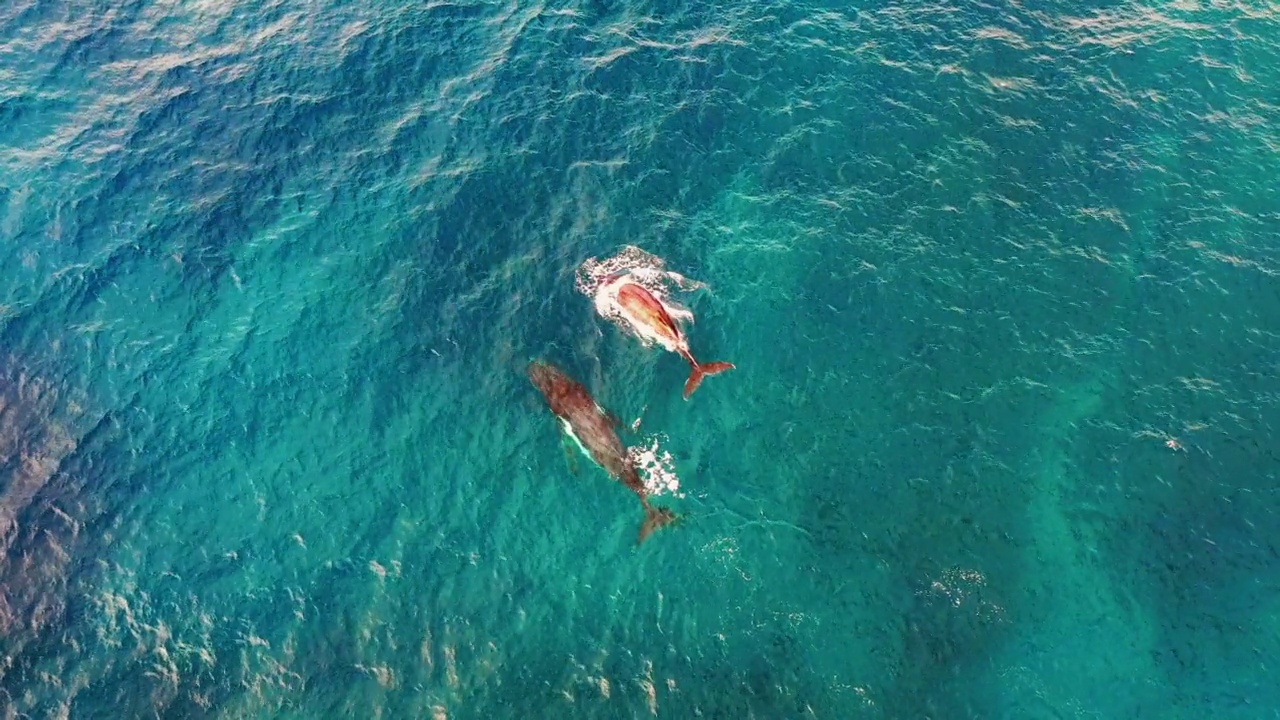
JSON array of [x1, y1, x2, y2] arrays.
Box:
[[2, 0, 1279, 717]]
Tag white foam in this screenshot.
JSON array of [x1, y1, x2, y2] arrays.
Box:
[[628, 435, 683, 498]]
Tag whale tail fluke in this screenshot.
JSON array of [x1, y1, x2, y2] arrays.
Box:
[[683, 361, 735, 400], [638, 505, 678, 544]]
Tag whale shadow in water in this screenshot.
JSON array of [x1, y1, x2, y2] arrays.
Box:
[[0, 354, 124, 716]]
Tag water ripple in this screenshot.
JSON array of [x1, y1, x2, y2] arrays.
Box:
[[1, 0, 1279, 716]]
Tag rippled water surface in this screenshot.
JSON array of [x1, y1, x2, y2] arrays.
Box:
[[2, 0, 1278, 717]]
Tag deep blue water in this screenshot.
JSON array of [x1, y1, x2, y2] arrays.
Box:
[[2, 0, 1279, 717]]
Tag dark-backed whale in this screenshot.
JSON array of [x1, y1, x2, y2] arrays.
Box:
[[528, 360, 676, 543]]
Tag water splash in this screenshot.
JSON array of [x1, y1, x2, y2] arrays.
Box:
[[916, 567, 1007, 624], [575, 245, 708, 352], [627, 433, 683, 498]]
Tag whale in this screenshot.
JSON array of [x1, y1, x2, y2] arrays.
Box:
[[613, 282, 734, 399], [528, 360, 677, 543]]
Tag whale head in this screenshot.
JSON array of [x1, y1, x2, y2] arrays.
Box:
[[528, 359, 567, 400]]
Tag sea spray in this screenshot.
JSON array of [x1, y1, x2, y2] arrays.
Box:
[[628, 434, 683, 499]]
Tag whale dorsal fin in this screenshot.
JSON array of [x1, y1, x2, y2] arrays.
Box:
[[596, 404, 623, 430]]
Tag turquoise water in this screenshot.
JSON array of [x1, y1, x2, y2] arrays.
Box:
[[2, 0, 1279, 716]]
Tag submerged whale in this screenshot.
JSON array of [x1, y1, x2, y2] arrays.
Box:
[[528, 360, 677, 543], [613, 282, 734, 399]]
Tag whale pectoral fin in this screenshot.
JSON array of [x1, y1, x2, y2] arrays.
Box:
[[559, 430, 580, 476]]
